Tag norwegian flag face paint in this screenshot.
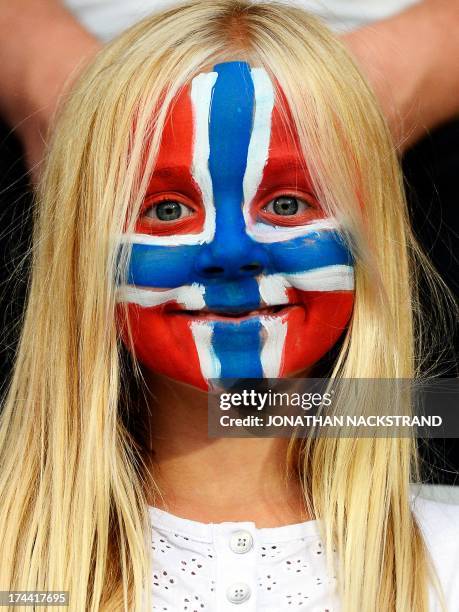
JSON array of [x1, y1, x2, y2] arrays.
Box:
[[117, 61, 354, 390]]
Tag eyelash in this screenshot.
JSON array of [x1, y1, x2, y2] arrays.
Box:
[[261, 194, 312, 214], [140, 191, 319, 227], [137, 193, 202, 235], [143, 200, 194, 222], [142, 192, 196, 215]]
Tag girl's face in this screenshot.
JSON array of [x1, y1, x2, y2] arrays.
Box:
[[117, 61, 354, 390]]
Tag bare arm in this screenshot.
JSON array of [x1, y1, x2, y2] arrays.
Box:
[[0, 0, 100, 176], [343, 0, 459, 151], [0, 0, 458, 174]]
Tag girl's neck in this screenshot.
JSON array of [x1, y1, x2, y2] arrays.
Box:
[[142, 371, 310, 527]]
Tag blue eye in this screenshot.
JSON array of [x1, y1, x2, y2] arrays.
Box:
[[145, 200, 194, 222], [264, 196, 310, 216]]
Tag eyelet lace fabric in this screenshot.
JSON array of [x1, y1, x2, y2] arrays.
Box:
[[147, 494, 459, 611], [147, 506, 340, 611]]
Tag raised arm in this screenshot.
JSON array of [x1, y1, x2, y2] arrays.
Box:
[[0, 0, 100, 176], [343, 0, 459, 151]]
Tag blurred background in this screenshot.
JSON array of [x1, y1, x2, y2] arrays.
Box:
[[0, 0, 457, 492]]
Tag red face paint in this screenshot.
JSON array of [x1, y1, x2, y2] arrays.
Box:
[[117, 62, 354, 390]]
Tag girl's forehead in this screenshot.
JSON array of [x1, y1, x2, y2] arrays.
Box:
[[153, 61, 305, 174]]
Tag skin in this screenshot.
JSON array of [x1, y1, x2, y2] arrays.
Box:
[[1, 1, 457, 524], [0, 0, 100, 179], [1, 0, 459, 180], [119, 62, 354, 390], [143, 370, 310, 526], [122, 62, 350, 526], [342, 0, 459, 149]]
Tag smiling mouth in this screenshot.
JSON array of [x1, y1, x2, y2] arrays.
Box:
[[170, 304, 297, 321]]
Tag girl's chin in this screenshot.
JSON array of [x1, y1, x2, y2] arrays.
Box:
[[143, 364, 314, 393]]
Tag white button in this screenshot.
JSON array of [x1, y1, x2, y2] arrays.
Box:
[[229, 530, 253, 554], [226, 582, 251, 604]]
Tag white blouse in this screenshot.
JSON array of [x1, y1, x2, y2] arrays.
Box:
[[147, 494, 459, 611], [64, 0, 420, 42]]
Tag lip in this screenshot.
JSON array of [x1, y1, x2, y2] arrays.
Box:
[[168, 304, 299, 322]]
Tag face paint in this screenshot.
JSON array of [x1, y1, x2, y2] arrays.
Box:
[[117, 61, 354, 390]]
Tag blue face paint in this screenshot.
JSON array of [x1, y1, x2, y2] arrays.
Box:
[[118, 61, 355, 390]]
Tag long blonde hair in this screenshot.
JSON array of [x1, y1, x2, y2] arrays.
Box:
[[0, 1, 450, 610]]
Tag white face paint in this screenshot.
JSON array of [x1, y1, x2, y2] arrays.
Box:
[[117, 61, 355, 391]]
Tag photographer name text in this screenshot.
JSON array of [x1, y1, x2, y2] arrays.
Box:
[[219, 414, 442, 428]]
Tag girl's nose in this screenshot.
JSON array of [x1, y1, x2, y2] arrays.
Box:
[[195, 234, 268, 280]]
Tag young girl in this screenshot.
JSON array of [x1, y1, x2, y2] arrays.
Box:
[[0, 1, 458, 610]]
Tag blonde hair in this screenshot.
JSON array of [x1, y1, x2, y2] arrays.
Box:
[[0, 1, 451, 610]]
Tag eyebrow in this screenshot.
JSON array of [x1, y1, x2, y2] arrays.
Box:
[[148, 164, 192, 179], [264, 155, 310, 172], [148, 158, 311, 184]]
